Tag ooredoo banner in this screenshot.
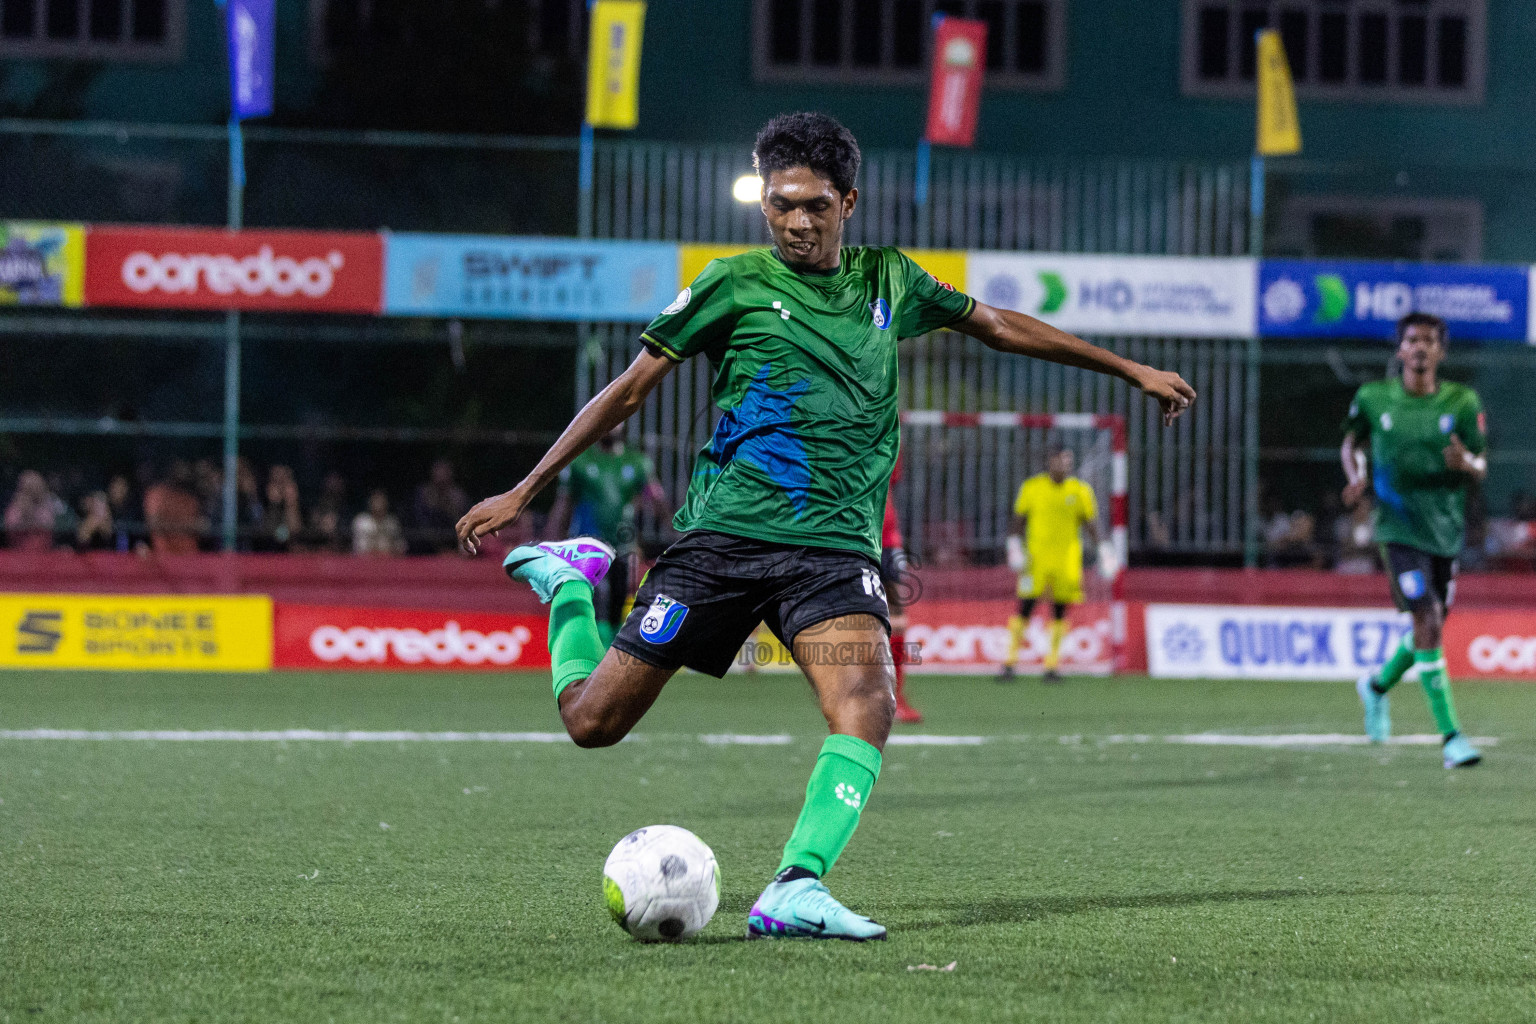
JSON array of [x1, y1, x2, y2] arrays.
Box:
[[968, 253, 1258, 338], [906, 599, 1119, 675], [273, 604, 549, 670], [84, 226, 383, 313], [1445, 611, 1536, 680]]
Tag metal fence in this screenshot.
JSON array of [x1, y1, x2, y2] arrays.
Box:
[[580, 140, 1256, 559], [589, 141, 1253, 254], [0, 119, 1257, 558], [577, 328, 1255, 560]]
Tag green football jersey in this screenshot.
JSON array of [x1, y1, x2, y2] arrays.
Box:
[[1342, 377, 1486, 558], [558, 446, 655, 549], [640, 246, 974, 559]]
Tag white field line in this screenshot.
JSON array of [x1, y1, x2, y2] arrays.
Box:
[[0, 729, 1497, 748]]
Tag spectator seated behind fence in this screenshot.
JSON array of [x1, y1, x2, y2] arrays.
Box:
[[4, 470, 66, 551], [353, 489, 406, 556], [1263, 504, 1325, 569], [304, 470, 349, 552], [143, 461, 206, 555], [413, 459, 470, 553], [74, 491, 115, 551], [253, 465, 303, 553]]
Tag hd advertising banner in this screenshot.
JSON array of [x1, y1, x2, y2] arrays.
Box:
[[384, 235, 678, 321], [0, 222, 84, 306], [1258, 259, 1529, 342], [968, 253, 1258, 338], [0, 594, 273, 671]]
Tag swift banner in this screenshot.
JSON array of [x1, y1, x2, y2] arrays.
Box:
[[273, 604, 549, 670], [926, 17, 988, 147], [384, 235, 678, 321], [969, 253, 1258, 337], [85, 226, 383, 313], [0, 594, 272, 671], [1259, 259, 1529, 342], [1147, 604, 1410, 680], [0, 222, 84, 306]]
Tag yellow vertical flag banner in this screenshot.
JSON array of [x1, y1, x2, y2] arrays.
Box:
[[1256, 29, 1302, 156], [586, 1, 646, 130]]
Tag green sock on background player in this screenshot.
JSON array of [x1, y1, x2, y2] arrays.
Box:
[[777, 734, 882, 877], [1373, 630, 1415, 692], [549, 582, 604, 699], [1415, 647, 1461, 738]]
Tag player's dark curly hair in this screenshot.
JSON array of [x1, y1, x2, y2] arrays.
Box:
[[753, 112, 861, 196], [1396, 311, 1448, 345]]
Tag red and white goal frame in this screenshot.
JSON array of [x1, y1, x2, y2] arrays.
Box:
[[897, 411, 1129, 672]]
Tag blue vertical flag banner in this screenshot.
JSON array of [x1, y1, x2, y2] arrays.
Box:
[[228, 0, 275, 120], [1258, 259, 1531, 342]]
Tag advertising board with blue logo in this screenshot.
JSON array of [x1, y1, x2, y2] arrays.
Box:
[[1146, 604, 1410, 680], [1258, 259, 1530, 342], [967, 253, 1257, 338], [383, 235, 679, 322]]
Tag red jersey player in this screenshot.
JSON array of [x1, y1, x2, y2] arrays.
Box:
[[881, 463, 921, 723]]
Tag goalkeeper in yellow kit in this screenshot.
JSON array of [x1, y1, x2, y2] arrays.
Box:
[[1000, 445, 1117, 681]]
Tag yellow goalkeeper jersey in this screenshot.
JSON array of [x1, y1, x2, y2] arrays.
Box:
[[1013, 474, 1097, 562]]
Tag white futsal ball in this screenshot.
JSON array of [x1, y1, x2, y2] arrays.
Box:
[[602, 825, 720, 941]]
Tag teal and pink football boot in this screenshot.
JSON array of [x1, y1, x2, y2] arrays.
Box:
[[503, 537, 615, 603]]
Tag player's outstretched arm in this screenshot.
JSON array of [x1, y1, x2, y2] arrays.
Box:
[[455, 350, 677, 553], [1340, 433, 1370, 507], [956, 303, 1195, 425]]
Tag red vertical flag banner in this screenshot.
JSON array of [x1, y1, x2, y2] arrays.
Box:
[[924, 17, 988, 147]]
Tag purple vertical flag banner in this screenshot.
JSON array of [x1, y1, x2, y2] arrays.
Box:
[[227, 0, 275, 120]]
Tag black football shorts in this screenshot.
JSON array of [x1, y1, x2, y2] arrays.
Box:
[[611, 530, 891, 678], [1382, 542, 1457, 614]]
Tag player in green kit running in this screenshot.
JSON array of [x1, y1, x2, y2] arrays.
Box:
[[456, 113, 1196, 940], [1343, 312, 1486, 769], [548, 426, 670, 642]]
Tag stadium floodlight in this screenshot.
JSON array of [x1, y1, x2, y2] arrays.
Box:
[[732, 174, 762, 203]]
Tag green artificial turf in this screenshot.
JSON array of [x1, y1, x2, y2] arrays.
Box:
[[2, 670, 1534, 1023]]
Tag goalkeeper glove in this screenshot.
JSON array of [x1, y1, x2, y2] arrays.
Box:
[[1096, 541, 1120, 580], [1005, 535, 1027, 574]]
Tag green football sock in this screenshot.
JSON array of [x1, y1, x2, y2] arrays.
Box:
[[1375, 630, 1415, 692], [549, 581, 604, 700], [1415, 648, 1461, 738], [777, 734, 883, 878]]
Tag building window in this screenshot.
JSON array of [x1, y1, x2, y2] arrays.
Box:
[[311, 0, 586, 63], [0, 0, 184, 60], [1182, 0, 1484, 104], [753, 0, 1066, 90]]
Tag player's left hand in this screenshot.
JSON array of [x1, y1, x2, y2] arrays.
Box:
[[1134, 366, 1197, 426], [455, 488, 529, 555]]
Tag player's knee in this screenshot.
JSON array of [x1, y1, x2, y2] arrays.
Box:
[[561, 702, 629, 749]]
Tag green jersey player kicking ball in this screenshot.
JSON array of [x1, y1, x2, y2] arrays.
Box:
[[1343, 312, 1486, 769], [456, 112, 1196, 941]]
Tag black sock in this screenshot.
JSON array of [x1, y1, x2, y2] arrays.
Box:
[[1443, 730, 1459, 744], [774, 866, 818, 884]]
